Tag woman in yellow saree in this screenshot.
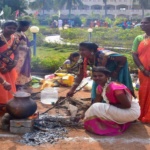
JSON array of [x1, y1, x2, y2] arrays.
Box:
[[132, 17, 150, 123], [55, 52, 80, 75], [0, 21, 19, 105]]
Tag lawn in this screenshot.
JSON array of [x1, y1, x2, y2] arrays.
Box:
[[31, 44, 78, 72]]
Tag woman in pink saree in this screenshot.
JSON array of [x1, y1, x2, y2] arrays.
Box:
[[84, 66, 140, 136]]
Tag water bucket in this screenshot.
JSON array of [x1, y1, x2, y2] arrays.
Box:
[[41, 87, 58, 104]]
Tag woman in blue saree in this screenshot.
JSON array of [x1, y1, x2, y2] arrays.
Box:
[[67, 42, 134, 100]]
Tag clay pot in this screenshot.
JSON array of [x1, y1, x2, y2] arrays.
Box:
[[6, 91, 37, 119]]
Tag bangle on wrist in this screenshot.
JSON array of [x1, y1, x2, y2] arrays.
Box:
[[139, 65, 145, 71], [1, 80, 6, 85]]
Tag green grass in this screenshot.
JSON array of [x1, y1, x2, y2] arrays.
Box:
[[31, 45, 78, 72]]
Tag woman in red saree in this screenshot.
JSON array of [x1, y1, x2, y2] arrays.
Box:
[[83, 66, 140, 136], [132, 16, 150, 123], [0, 21, 19, 105]]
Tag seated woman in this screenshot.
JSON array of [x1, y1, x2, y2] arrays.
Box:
[[83, 66, 140, 136], [55, 52, 80, 75]]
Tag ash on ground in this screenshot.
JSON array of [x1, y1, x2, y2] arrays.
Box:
[[18, 114, 83, 146]]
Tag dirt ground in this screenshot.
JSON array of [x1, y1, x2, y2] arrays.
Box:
[[0, 88, 150, 150]]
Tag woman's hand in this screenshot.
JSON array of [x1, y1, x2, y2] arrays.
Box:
[[1, 68, 9, 74], [3, 81, 11, 91], [7, 62, 17, 71], [115, 90, 131, 109], [29, 40, 35, 47], [66, 90, 75, 97]]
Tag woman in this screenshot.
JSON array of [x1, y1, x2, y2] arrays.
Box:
[[83, 66, 140, 136], [132, 16, 150, 123], [15, 20, 32, 90], [55, 52, 80, 75], [0, 20, 19, 104], [67, 42, 134, 100]]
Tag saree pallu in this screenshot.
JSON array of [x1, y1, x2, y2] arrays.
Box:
[[137, 38, 150, 123], [15, 32, 31, 85], [0, 35, 17, 104]]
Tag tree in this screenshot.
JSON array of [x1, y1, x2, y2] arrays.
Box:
[[2, 0, 28, 14], [133, 0, 149, 18], [103, 0, 107, 18], [3, 5, 12, 19], [29, 0, 54, 15], [56, 0, 83, 18]]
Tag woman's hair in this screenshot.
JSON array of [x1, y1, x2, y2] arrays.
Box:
[[143, 16, 150, 22], [92, 66, 111, 76], [18, 20, 31, 27], [68, 52, 80, 60], [79, 42, 98, 53], [2, 20, 18, 29]]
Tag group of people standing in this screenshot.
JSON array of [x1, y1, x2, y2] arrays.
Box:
[[0, 20, 32, 107]]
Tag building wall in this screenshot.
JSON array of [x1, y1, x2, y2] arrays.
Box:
[[27, 0, 150, 18]]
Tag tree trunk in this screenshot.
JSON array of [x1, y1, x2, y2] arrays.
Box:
[[104, 2, 107, 18], [68, 9, 71, 19], [42, 0, 45, 15], [142, 6, 144, 18]]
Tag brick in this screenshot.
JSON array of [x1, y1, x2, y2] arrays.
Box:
[[10, 119, 34, 128], [10, 126, 33, 134]]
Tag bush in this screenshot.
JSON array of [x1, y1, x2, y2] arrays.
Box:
[[39, 26, 59, 35], [61, 27, 144, 48]]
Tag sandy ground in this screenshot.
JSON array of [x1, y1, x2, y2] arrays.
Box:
[[0, 88, 149, 150]]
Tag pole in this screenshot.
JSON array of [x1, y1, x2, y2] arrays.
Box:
[[33, 33, 36, 56], [88, 32, 92, 42]]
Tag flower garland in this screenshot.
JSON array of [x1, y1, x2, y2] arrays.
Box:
[[101, 79, 110, 104], [83, 58, 88, 78]]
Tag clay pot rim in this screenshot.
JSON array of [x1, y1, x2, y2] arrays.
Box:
[[14, 92, 31, 98]]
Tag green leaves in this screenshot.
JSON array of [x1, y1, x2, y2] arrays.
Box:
[[2, 0, 28, 14], [3, 5, 12, 19]]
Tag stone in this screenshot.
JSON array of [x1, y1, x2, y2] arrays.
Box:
[[10, 126, 33, 134], [10, 119, 34, 128], [10, 119, 34, 134]]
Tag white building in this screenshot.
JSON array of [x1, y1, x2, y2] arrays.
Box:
[[28, 0, 150, 19]]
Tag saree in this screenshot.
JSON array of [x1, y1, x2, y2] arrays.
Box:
[[0, 34, 19, 104], [132, 35, 150, 123], [15, 31, 31, 86], [84, 82, 140, 136], [91, 50, 134, 101]]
